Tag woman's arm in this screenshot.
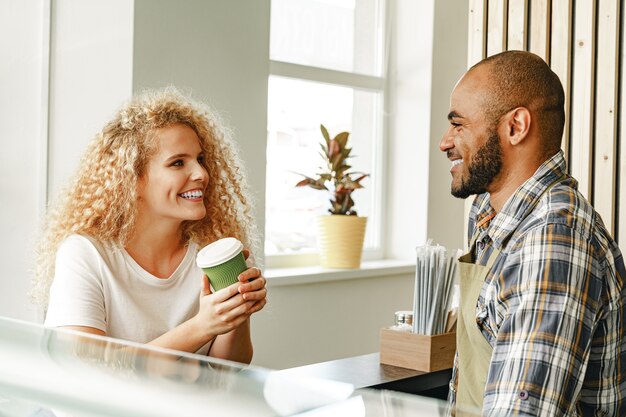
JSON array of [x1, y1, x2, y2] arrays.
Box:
[[61, 280, 252, 354]]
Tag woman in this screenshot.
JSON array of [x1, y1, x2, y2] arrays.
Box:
[[32, 88, 266, 363]]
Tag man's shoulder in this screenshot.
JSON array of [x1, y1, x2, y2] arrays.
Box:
[[530, 179, 595, 233], [514, 179, 618, 256]]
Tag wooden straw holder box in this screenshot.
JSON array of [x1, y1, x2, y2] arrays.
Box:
[[379, 328, 456, 372]]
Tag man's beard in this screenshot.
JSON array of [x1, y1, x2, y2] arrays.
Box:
[[451, 130, 503, 198]]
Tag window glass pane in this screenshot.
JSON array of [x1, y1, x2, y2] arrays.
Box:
[[270, 0, 384, 76], [265, 76, 381, 255]]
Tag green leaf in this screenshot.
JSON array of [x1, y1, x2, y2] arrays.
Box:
[[328, 140, 340, 159], [294, 177, 314, 187], [294, 176, 328, 190], [320, 124, 331, 150], [331, 153, 346, 171], [334, 131, 349, 149], [319, 142, 328, 158]]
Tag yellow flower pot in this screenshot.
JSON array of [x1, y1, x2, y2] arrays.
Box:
[[317, 215, 367, 269]]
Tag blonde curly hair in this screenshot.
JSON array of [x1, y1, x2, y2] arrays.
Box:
[[32, 87, 258, 307]]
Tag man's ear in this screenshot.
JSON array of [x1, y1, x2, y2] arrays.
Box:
[[502, 107, 531, 146]]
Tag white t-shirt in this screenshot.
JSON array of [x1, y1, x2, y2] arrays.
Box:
[[45, 234, 204, 348]]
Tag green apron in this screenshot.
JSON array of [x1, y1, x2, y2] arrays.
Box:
[[456, 238, 500, 414]]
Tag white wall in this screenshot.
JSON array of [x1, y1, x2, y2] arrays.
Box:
[[426, 0, 468, 250], [251, 272, 415, 369], [0, 0, 48, 321], [386, 0, 467, 260], [132, 0, 270, 256], [48, 0, 134, 197], [0, 0, 134, 322], [386, 0, 435, 259]]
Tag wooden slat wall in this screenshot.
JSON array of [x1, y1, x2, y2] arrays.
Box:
[[620, 1, 626, 245], [594, 0, 620, 234], [507, 0, 528, 50], [466, 0, 625, 246], [570, 1, 596, 201], [550, 0, 572, 162], [528, 0, 549, 60]]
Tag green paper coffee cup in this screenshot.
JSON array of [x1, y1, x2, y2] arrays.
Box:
[[196, 238, 247, 292]]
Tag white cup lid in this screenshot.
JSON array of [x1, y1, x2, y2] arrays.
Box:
[[196, 237, 244, 268]]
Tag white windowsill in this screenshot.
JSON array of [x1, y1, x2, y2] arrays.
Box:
[[265, 259, 416, 287]]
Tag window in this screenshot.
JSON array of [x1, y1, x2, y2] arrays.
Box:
[[265, 0, 386, 266]]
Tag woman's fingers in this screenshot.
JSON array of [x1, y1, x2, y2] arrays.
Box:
[[213, 300, 256, 325], [238, 274, 266, 292], [238, 266, 261, 282], [209, 281, 241, 303], [201, 275, 212, 296], [246, 298, 267, 315], [241, 286, 267, 301]]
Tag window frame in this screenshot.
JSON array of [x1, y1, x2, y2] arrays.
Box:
[[265, 1, 389, 269]]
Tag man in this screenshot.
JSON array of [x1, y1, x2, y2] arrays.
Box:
[[440, 50, 625, 416]]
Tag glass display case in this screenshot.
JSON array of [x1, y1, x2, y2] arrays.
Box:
[[0, 317, 478, 416]]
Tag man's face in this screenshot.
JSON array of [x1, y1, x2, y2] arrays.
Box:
[[440, 70, 503, 198]]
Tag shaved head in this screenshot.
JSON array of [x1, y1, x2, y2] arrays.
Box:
[[470, 51, 565, 154]]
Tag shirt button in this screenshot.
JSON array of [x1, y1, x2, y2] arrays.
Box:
[[518, 390, 529, 400]]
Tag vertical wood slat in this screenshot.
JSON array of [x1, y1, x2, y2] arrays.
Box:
[[594, 0, 620, 235], [465, 0, 488, 248], [507, 0, 528, 50], [569, 1, 596, 201], [487, 0, 509, 56], [468, 0, 488, 67], [528, 0, 551, 61], [619, 0, 626, 245], [550, 0, 573, 164]]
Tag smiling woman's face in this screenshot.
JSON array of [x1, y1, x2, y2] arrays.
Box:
[[137, 123, 209, 225]]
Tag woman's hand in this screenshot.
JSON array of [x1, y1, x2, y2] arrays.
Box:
[[236, 253, 267, 316], [144, 251, 264, 357], [194, 250, 267, 338], [195, 276, 254, 338]]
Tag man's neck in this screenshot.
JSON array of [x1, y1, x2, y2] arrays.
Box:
[[488, 161, 542, 213]]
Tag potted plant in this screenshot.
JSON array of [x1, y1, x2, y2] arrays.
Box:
[[295, 124, 369, 268]]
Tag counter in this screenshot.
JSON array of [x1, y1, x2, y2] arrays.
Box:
[[0, 317, 474, 416], [277, 352, 452, 399]]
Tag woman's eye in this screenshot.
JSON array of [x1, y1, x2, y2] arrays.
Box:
[[171, 160, 184, 167], [197, 155, 205, 164]]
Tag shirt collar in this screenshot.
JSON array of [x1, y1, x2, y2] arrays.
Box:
[[478, 150, 568, 249]]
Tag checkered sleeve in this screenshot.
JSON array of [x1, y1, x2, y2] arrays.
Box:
[[483, 222, 605, 416]]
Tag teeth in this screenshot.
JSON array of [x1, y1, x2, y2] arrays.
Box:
[[451, 159, 463, 167], [179, 190, 203, 199]]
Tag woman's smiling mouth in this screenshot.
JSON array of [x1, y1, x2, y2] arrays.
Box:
[[179, 190, 203, 200]]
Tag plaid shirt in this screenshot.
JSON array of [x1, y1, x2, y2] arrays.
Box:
[[448, 150, 626, 416]]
